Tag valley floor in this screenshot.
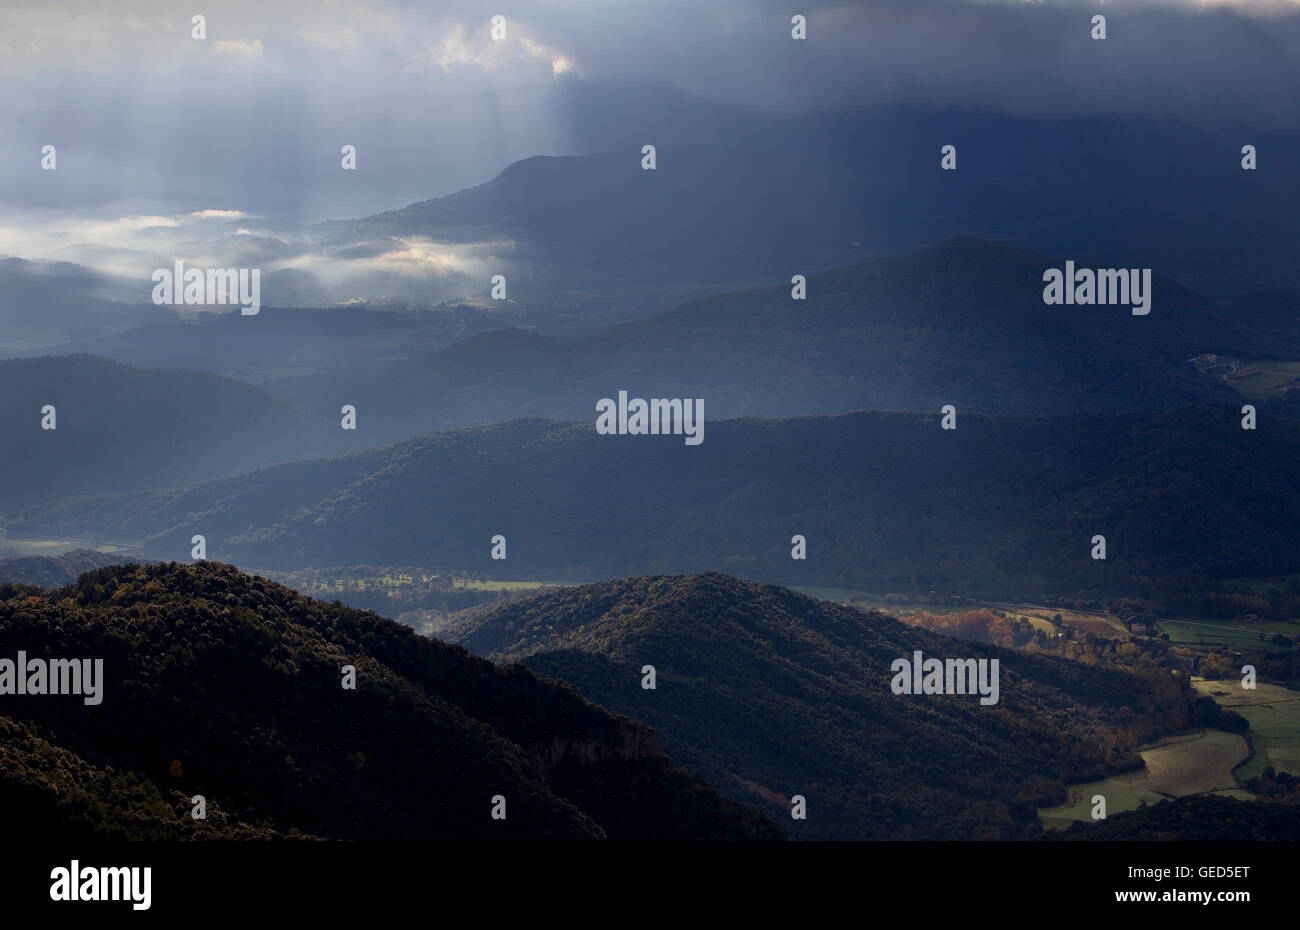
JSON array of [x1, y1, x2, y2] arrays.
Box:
[[1037, 729, 1251, 830]]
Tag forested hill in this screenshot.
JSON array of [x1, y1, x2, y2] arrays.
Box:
[[447, 572, 1225, 840], [274, 236, 1268, 444], [0, 549, 128, 588], [0, 355, 323, 511], [0, 561, 781, 841], [13, 403, 1300, 601]]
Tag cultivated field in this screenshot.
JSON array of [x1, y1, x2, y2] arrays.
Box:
[[1037, 729, 1248, 830], [0, 529, 135, 558], [1223, 360, 1300, 401], [1193, 678, 1300, 780], [1001, 603, 1126, 637], [1159, 619, 1298, 651]]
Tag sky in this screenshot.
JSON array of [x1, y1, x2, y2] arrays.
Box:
[[0, 0, 1297, 272]]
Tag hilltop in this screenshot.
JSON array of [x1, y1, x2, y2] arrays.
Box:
[[0, 561, 780, 841], [446, 572, 1220, 839]]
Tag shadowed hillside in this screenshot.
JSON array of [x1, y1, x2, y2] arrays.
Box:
[[0, 561, 781, 841], [13, 404, 1300, 601], [446, 573, 1219, 839], [0, 356, 326, 511], [275, 237, 1274, 444]]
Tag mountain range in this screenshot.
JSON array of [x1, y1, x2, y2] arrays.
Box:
[[269, 236, 1286, 446], [48, 111, 1295, 318], [12, 403, 1299, 601], [14, 233, 1300, 520], [0, 356, 326, 512], [416, 572, 1214, 839], [0, 259, 166, 354]]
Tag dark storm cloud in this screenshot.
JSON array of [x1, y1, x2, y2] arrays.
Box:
[[0, 0, 1295, 226]]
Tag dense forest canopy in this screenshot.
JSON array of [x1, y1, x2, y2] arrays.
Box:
[[0, 561, 779, 841]]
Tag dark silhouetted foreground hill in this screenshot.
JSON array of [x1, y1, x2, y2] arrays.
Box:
[[0, 562, 780, 841]]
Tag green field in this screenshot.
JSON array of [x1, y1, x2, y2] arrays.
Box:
[[1037, 728, 1249, 830], [994, 603, 1126, 637], [1003, 612, 1058, 634], [1223, 360, 1300, 400], [1159, 619, 1297, 651], [0, 530, 134, 558], [1193, 678, 1300, 780], [451, 579, 566, 591]]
